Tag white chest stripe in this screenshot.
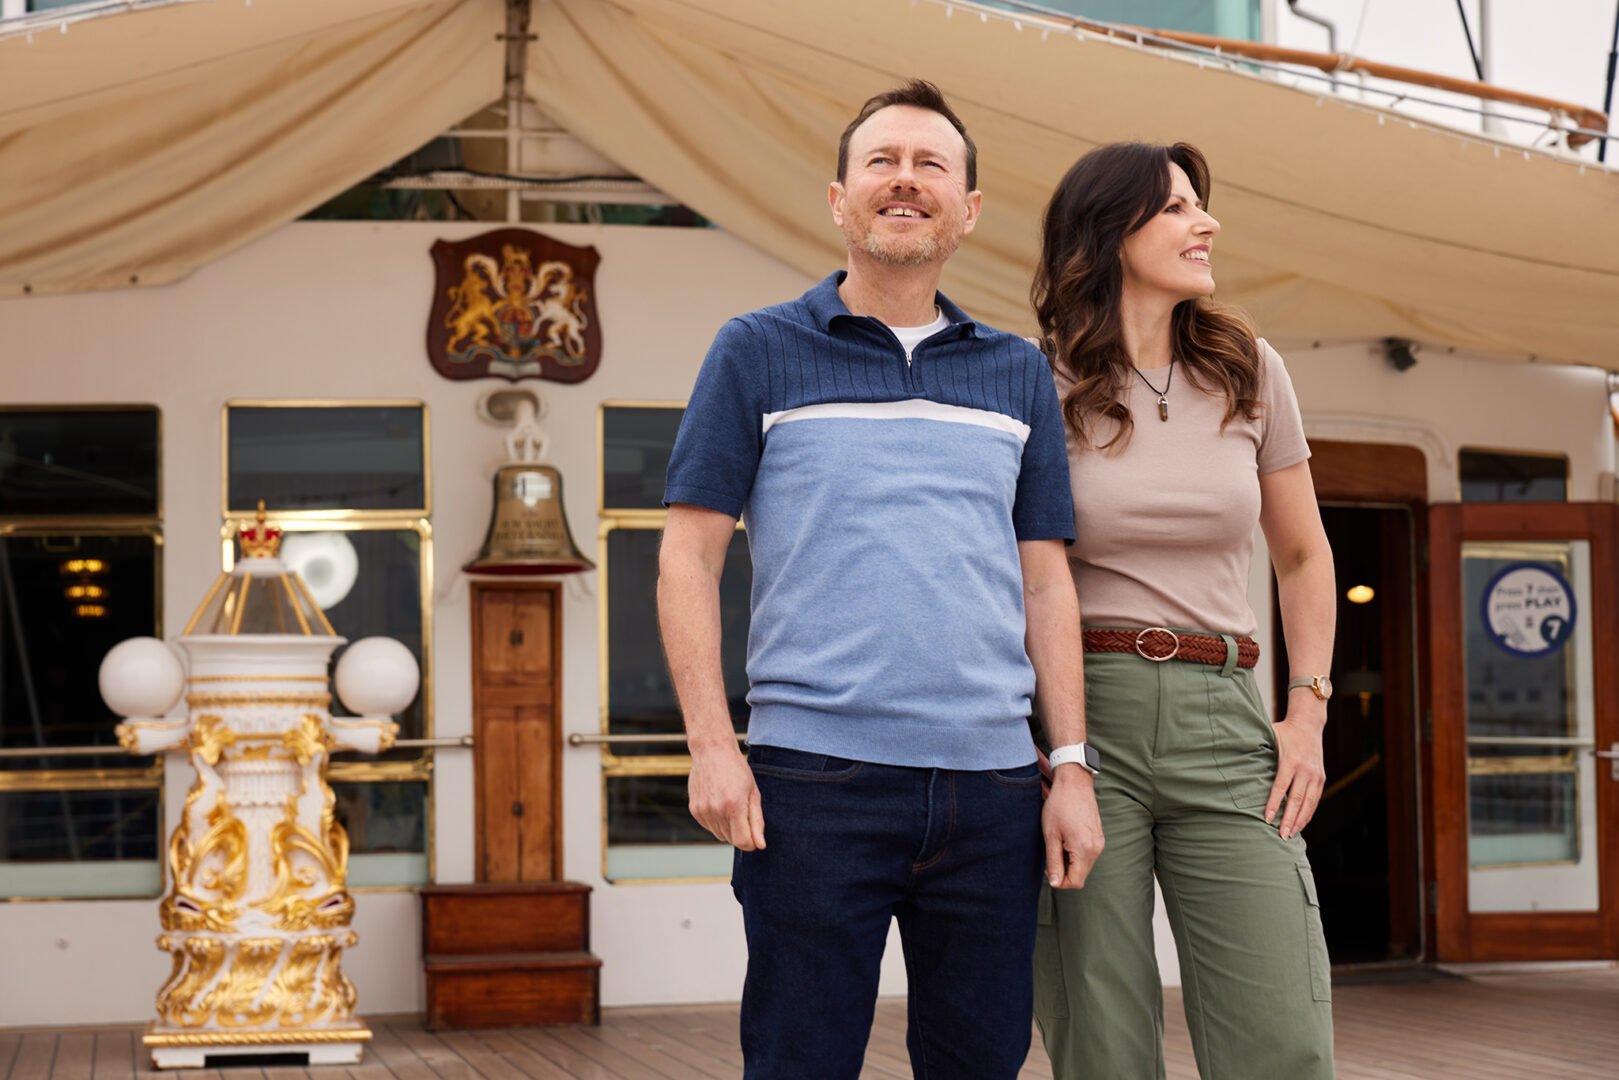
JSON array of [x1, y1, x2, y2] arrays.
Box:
[[761, 400, 1031, 444]]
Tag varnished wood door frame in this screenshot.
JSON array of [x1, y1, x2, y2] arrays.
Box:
[[1304, 439, 1428, 961], [1428, 502, 1619, 961], [471, 580, 564, 882]]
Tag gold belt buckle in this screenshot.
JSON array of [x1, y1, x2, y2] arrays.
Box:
[[1134, 626, 1180, 662]]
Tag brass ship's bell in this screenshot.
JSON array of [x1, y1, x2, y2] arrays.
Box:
[[464, 462, 595, 575]]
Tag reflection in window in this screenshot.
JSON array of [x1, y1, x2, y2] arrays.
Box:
[[1459, 450, 1568, 503], [598, 402, 752, 881], [1461, 540, 1598, 912], [0, 407, 158, 517], [266, 529, 427, 744], [606, 526, 750, 755], [605, 775, 732, 881], [333, 781, 428, 887], [602, 406, 685, 511], [223, 401, 432, 888], [1, 534, 160, 769], [0, 789, 162, 898], [226, 405, 426, 513], [0, 406, 163, 898]]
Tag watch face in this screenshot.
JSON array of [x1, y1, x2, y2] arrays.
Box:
[[1083, 743, 1101, 771], [1317, 676, 1333, 700]]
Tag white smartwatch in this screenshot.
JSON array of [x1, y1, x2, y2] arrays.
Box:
[[1048, 742, 1101, 776]]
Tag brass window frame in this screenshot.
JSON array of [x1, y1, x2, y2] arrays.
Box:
[[220, 400, 434, 885], [0, 404, 165, 899]]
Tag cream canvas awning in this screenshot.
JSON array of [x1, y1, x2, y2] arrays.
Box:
[[525, 0, 1619, 368], [0, 0, 504, 296], [3, 0, 1616, 368]]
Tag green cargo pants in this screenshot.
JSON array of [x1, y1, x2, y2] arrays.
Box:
[[1034, 642, 1335, 1079]]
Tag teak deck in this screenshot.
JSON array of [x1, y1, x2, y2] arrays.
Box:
[[5, 967, 1615, 1080]]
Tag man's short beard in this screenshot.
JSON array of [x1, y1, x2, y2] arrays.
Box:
[[851, 219, 964, 267], [860, 233, 945, 266]]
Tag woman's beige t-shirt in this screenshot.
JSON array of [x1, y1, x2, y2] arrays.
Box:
[[1057, 339, 1309, 638]]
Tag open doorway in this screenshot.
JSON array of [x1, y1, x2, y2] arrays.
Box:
[[1273, 501, 1424, 966]]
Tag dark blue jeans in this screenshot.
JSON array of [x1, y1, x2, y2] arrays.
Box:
[[732, 745, 1045, 1079]]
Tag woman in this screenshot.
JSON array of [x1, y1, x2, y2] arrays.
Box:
[[1032, 142, 1336, 1078]]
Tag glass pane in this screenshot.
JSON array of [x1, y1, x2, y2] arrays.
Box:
[[604, 774, 730, 882], [226, 406, 426, 512], [603, 406, 685, 510], [0, 408, 158, 517], [251, 530, 426, 743], [1462, 540, 1598, 912], [0, 789, 161, 897], [606, 527, 750, 755], [332, 781, 427, 886], [1, 534, 159, 771], [1459, 450, 1567, 503]]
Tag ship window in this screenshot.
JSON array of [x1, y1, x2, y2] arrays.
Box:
[[1459, 450, 1568, 503], [597, 402, 751, 883], [222, 400, 433, 888], [0, 407, 163, 900]]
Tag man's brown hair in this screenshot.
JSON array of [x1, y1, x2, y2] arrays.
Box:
[[836, 79, 978, 192]]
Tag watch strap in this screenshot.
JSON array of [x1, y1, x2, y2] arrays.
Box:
[[1048, 742, 1100, 776]]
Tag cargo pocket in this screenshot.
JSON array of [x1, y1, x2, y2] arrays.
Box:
[[1206, 670, 1274, 809], [1032, 885, 1070, 1019], [1297, 864, 1332, 1003]]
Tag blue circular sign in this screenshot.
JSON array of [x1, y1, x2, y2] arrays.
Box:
[[1480, 562, 1577, 658]]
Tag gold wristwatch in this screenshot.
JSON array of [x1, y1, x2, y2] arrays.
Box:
[[1287, 675, 1333, 701]]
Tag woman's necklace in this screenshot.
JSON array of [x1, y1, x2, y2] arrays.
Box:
[[1134, 361, 1173, 421]]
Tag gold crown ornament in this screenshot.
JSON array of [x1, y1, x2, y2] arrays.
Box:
[[238, 500, 284, 558]]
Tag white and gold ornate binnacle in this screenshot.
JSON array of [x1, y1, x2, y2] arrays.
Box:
[[99, 506, 419, 1068]]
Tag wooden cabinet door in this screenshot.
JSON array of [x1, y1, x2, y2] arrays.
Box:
[[472, 583, 562, 882], [1428, 503, 1619, 961]]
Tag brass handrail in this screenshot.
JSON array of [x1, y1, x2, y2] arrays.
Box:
[[0, 735, 473, 759], [569, 732, 746, 746], [1000, 2, 1609, 147]]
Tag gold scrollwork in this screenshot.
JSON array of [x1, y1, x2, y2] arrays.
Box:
[[190, 714, 236, 765], [208, 938, 285, 1028], [256, 791, 352, 930], [153, 933, 364, 1031], [155, 936, 230, 1027], [282, 715, 334, 765]]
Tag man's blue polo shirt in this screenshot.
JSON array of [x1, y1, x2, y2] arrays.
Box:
[[665, 272, 1075, 770]]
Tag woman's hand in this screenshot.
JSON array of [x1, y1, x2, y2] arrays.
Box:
[[1267, 703, 1326, 840]]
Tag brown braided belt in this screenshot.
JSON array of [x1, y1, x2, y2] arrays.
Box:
[[1082, 626, 1260, 669]]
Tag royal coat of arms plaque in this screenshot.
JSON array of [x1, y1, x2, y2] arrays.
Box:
[[427, 228, 602, 382]]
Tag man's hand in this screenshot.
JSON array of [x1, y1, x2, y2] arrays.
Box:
[[1266, 705, 1327, 840], [689, 741, 766, 851], [1043, 766, 1103, 888]]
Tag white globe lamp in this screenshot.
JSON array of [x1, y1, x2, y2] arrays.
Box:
[[99, 636, 186, 720], [335, 636, 420, 718]]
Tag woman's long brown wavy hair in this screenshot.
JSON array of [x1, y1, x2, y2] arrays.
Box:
[[1032, 142, 1261, 452]]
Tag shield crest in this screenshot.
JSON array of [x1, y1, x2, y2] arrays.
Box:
[[427, 228, 603, 382]]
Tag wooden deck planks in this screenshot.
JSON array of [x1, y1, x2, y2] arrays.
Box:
[[8, 1033, 58, 1080], [10, 967, 1617, 1080]]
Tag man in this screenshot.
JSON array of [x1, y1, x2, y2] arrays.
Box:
[[658, 80, 1103, 1079]]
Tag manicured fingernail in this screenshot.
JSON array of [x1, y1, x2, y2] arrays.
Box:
[[1049, 874, 1061, 886]]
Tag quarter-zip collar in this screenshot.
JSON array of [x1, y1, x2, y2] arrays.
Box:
[[805, 271, 982, 340]]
